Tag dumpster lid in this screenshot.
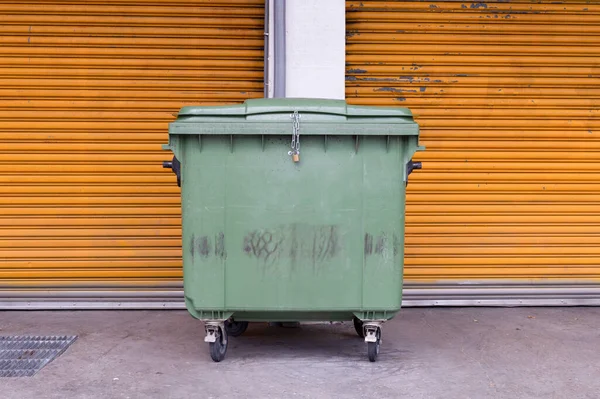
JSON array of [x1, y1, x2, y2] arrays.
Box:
[[178, 98, 414, 118], [170, 98, 419, 136]]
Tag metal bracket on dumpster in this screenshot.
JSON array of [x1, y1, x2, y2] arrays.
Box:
[[162, 155, 181, 187], [204, 322, 226, 344], [363, 323, 382, 343], [406, 159, 422, 186]]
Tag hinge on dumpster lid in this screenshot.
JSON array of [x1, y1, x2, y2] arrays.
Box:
[[288, 110, 301, 163]]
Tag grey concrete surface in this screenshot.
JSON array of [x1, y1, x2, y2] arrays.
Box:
[[1, 308, 599, 399]]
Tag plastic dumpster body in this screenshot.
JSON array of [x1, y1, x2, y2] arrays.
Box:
[[163, 98, 423, 362]]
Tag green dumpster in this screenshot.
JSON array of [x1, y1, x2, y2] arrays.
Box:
[[163, 98, 423, 362]]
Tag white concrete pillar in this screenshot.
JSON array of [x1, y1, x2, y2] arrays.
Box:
[[282, 0, 346, 100]]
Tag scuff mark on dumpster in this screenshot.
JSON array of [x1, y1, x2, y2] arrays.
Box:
[[243, 230, 283, 263], [190, 233, 195, 259], [393, 234, 400, 257], [364, 233, 374, 256], [215, 232, 226, 259], [365, 233, 397, 257], [312, 225, 340, 263], [375, 233, 388, 255], [198, 236, 211, 258], [289, 224, 299, 262], [245, 224, 340, 266]]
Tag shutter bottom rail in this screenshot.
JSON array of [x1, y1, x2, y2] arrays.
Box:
[[1, 283, 599, 309]]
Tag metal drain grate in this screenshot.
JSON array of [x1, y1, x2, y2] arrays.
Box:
[[0, 335, 77, 377]]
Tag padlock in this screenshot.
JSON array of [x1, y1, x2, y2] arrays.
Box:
[[292, 152, 300, 163]]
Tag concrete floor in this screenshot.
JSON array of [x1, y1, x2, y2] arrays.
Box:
[[2, 308, 600, 399]]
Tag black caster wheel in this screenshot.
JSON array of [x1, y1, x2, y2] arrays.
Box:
[[353, 317, 364, 338], [209, 327, 228, 362], [366, 328, 381, 362], [224, 320, 249, 337]]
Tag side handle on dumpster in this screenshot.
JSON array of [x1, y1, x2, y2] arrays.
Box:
[[163, 156, 181, 187], [406, 159, 422, 186]]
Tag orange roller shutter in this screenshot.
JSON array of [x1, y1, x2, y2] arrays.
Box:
[[0, 0, 264, 307]]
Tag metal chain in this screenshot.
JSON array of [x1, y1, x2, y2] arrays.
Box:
[[288, 111, 300, 156]]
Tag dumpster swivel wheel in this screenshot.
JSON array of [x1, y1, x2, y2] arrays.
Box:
[[205, 323, 228, 362], [364, 324, 382, 362], [353, 317, 364, 338], [224, 319, 249, 337]]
